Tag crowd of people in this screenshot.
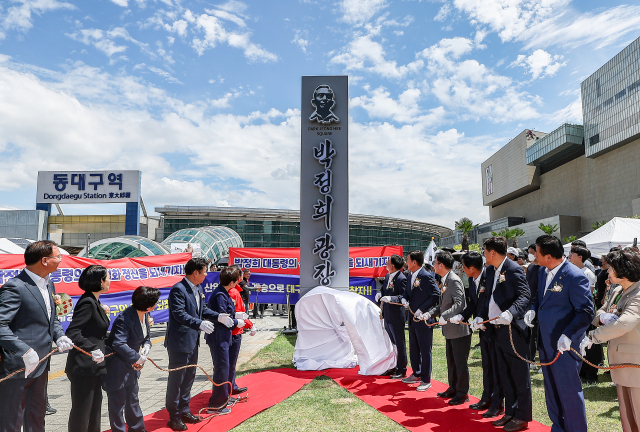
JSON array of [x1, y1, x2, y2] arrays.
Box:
[[0, 241, 257, 432], [376, 236, 640, 432]]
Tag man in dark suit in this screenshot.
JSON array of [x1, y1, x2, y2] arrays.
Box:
[[435, 251, 471, 405], [400, 250, 441, 391], [475, 236, 531, 432], [164, 257, 235, 431], [526, 235, 593, 432], [452, 251, 504, 417], [526, 244, 540, 363], [378, 254, 408, 379], [0, 240, 74, 432]]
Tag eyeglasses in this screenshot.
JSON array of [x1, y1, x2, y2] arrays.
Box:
[[45, 255, 63, 260]]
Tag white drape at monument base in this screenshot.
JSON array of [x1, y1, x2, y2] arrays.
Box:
[[293, 286, 397, 376]]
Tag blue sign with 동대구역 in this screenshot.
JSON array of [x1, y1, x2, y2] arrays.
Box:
[[36, 170, 141, 204]]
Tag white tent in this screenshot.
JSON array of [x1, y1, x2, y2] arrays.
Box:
[[0, 238, 26, 254], [563, 217, 640, 257], [293, 286, 397, 376]]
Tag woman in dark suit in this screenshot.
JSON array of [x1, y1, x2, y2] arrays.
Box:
[[65, 265, 111, 432], [103, 286, 160, 432]]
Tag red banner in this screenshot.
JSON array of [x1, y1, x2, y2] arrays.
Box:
[[0, 253, 191, 296], [229, 246, 402, 278]]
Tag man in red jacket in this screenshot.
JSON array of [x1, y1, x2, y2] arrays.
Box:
[[228, 268, 256, 397]]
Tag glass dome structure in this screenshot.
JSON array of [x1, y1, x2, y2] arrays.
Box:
[[78, 235, 170, 260], [161, 226, 243, 261]]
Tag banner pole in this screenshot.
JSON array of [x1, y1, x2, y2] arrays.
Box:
[[281, 290, 297, 335]]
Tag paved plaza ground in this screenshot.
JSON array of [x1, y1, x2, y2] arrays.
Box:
[[44, 312, 290, 432]]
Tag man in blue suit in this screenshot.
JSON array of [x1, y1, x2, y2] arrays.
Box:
[[0, 240, 74, 432], [378, 254, 408, 379], [525, 235, 594, 432], [164, 257, 235, 431], [452, 251, 504, 418], [475, 236, 531, 432], [399, 250, 440, 392]]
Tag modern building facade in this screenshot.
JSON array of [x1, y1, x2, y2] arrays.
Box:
[[0, 210, 48, 241], [479, 37, 640, 246], [78, 235, 170, 260], [161, 226, 244, 261], [155, 206, 452, 254]]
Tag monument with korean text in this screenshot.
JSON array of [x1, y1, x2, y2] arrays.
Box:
[[300, 76, 349, 296]]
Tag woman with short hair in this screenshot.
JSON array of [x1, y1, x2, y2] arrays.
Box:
[[65, 265, 111, 432], [103, 285, 160, 432], [583, 249, 640, 432]]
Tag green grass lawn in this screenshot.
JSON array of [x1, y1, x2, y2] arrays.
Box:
[[232, 329, 621, 431]]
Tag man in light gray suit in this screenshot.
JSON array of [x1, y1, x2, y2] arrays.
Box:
[[434, 251, 472, 405], [0, 240, 74, 432]]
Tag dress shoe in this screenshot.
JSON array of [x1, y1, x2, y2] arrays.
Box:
[[181, 412, 201, 424], [166, 419, 188, 431], [448, 395, 469, 405], [482, 406, 505, 418], [206, 407, 231, 415], [503, 419, 529, 432], [45, 403, 57, 415], [232, 386, 248, 395], [401, 374, 421, 384], [381, 368, 396, 376], [469, 400, 491, 410], [416, 382, 432, 392], [492, 414, 513, 427], [227, 397, 238, 406], [390, 372, 406, 379], [437, 389, 456, 399]]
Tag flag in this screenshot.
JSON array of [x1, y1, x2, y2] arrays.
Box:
[[425, 240, 438, 265]]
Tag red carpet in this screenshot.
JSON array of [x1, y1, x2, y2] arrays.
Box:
[[127, 368, 551, 432]]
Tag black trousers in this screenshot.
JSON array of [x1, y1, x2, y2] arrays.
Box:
[[528, 321, 539, 361], [68, 374, 103, 432], [445, 334, 472, 396], [208, 341, 233, 408], [493, 325, 532, 421], [166, 347, 198, 421], [580, 324, 603, 381], [408, 318, 433, 383], [107, 381, 144, 432], [0, 371, 47, 432], [479, 330, 504, 409], [384, 311, 407, 374]]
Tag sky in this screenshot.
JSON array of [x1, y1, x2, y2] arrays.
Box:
[[1, 0, 640, 230]]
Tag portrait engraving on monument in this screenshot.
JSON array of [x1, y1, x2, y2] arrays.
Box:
[[309, 85, 340, 125]]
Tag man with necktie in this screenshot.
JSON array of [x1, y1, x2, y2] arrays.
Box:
[[378, 254, 408, 379]]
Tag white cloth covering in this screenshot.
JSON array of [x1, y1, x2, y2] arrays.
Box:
[[293, 286, 397, 376]]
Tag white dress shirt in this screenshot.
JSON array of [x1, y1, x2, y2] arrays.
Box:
[[442, 270, 452, 287], [544, 258, 567, 295], [184, 278, 200, 310], [387, 270, 400, 288], [474, 272, 483, 295], [489, 258, 508, 322], [411, 269, 420, 288], [24, 268, 52, 319], [140, 316, 148, 339]]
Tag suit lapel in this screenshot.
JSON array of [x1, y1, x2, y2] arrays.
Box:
[[183, 279, 198, 311], [21, 271, 51, 321], [540, 261, 567, 307]]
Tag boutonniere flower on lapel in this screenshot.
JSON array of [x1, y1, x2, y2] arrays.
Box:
[[478, 285, 486, 293], [201, 293, 205, 299], [413, 279, 420, 288], [551, 282, 563, 292], [498, 273, 506, 283], [389, 280, 394, 289], [52, 294, 62, 306]]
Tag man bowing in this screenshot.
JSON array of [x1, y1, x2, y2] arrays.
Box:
[[526, 235, 593, 432]]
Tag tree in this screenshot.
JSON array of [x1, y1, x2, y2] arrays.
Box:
[[591, 220, 608, 231], [455, 217, 479, 251], [563, 235, 577, 243], [539, 222, 559, 235], [491, 227, 525, 247]]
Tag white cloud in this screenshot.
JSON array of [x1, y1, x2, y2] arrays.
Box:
[[0, 0, 75, 39], [550, 94, 582, 124], [66, 28, 128, 57], [340, 0, 388, 26], [292, 31, 309, 53], [511, 49, 565, 79], [147, 66, 181, 84], [331, 35, 423, 79], [351, 86, 447, 125], [434, 3, 451, 22], [109, 0, 128, 7]]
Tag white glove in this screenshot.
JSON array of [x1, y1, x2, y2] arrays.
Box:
[[471, 317, 485, 332], [438, 316, 447, 325], [56, 335, 74, 352], [381, 296, 392, 303], [22, 348, 39, 378], [401, 298, 409, 307], [421, 312, 431, 321], [217, 313, 235, 328], [250, 329, 257, 336], [557, 334, 572, 353], [90, 349, 105, 364], [524, 310, 536, 328], [199, 320, 214, 334], [415, 309, 423, 317], [140, 343, 151, 357], [236, 319, 246, 328], [579, 336, 593, 356], [236, 312, 249, 320], [494, 310, 513, 325], [135, 355, 147, 366], [600, 312, 619, 326], [449, 314, 463, 324], [375, 293, 382, 302]]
